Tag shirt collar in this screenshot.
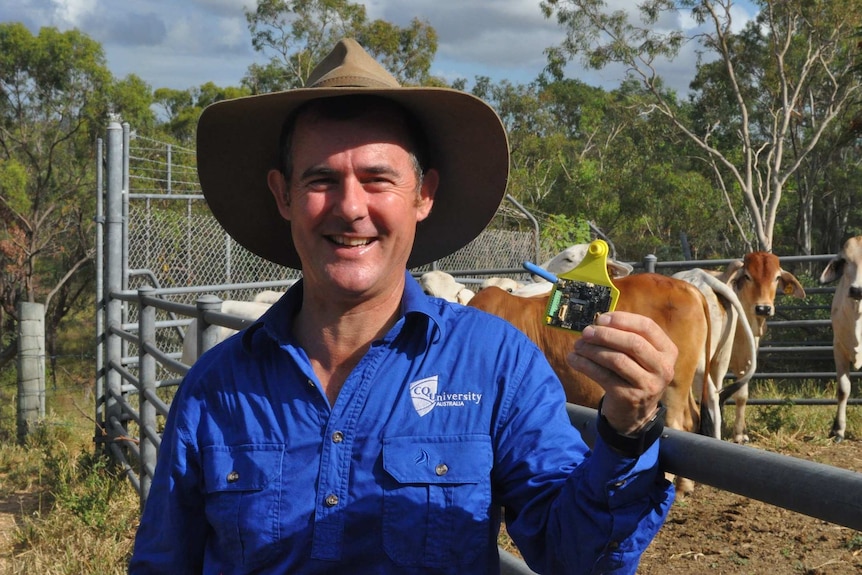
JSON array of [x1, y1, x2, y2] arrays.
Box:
[[242, 270, 445, 350]]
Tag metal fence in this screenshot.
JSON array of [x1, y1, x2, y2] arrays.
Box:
[[95, 124, 862, 573]]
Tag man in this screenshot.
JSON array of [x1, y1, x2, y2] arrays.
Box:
[[129, 38, 676, 575]]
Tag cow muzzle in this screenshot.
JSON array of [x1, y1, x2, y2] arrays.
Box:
[[849, 285, 862, 301], [754, 304, 773, 316]]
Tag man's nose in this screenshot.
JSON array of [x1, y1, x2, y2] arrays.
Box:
[[333, 178, 368, 220]]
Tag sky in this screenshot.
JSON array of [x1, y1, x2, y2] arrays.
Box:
[[1, 0, 758, 95]]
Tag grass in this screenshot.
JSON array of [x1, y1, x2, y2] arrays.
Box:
[[728, 378, 861, 450], [0, 414, 139, 574]]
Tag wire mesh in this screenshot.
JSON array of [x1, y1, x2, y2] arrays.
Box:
[[125, 134, 540, 296]]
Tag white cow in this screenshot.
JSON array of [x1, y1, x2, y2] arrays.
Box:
[[252, 290, 285, 304], [819, 235, 862, 441], [479, 277, 523, 293], [181, 300, 273, 366], [513, 243, 634, 297], [418, 270, 474, 304], [672, 268, 757, 440]]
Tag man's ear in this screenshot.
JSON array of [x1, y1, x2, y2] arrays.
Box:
[[267, 169, 291, 221], [416, 168, 438, 222]]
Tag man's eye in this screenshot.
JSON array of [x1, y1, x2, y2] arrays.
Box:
[[306, 178, 334, 189]]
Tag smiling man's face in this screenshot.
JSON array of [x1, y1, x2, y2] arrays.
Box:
[[268, 103, 437, 302]]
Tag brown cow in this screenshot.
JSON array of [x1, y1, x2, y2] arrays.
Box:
[[717, 252, 806, 443], [468, 274, 713, 494]]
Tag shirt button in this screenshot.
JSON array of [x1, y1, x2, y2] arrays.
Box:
[[435, 463, 449, 476], [307, 379, 315, 388], [325, 494, 339, 507], [331, 431, 344, 443], [613, 480, 627, 488], [226, 471, 239, 483]]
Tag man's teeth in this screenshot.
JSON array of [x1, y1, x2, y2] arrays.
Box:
[[333, 236, 371, 247]]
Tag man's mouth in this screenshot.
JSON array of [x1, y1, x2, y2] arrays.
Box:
[[330, 235, 373, 247]]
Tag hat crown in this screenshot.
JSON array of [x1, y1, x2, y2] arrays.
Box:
[[307, 38, 400, 89]]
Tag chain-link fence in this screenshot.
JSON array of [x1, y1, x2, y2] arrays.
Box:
[[125, 129, 541, 295]]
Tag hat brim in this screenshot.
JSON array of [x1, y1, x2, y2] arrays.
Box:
[[196, 87, 510, 270]]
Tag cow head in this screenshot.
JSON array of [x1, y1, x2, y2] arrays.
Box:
[[535, 243, 634, 282], [721, 252, 806, 337], [819, 235, 862, 301]]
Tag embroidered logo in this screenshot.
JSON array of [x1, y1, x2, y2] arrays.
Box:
[[409, 375, 483, 417], [410, 376, 438, 416]]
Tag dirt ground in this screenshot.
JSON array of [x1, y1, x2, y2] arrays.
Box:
[[637, 438, 862, 575], [0, 491, 40, 571]]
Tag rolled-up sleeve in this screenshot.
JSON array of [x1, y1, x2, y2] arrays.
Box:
[[494, 346, 674, 575]]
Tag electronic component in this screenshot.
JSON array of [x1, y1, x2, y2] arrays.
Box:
[[524, 239, 620, 334]]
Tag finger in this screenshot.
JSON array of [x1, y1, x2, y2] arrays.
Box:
[[589, 311, 677, 357], [576, 331, 673, 388], [570, 339, 668, 396]]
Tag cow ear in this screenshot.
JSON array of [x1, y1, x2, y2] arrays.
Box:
[[608, 261, 634, 278], [819, 258, 844, 285], [719, 259, 744, 285], [779, 270, 807, 299]]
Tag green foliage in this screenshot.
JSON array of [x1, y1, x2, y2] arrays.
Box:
[[845, 533, 862, 552], [752, 400, 799, 435], [111, 74, 157, 131], [46, 449, 123, 529], [540, 214, 591, 255], [153, 82, 252, 143], [0, 22, 113, 363], [540, 0, 862, 255], [243, 0, 439, 90], [0, 366, 15, 443], [0, 415, 138, 574], [0, 158, 29, 214]]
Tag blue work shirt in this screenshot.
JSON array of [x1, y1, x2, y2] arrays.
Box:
[[129, 272, 674, 575]]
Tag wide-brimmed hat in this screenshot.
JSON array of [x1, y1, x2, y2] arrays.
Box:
[[196, 38, 510, 270]]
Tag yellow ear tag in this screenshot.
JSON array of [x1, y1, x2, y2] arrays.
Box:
[[543, 239, 620, 333], [783, 284, 793, 295]]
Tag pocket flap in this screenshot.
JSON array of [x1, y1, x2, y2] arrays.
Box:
[[383, 435, 492, 485], [202, 444, 283, 493]]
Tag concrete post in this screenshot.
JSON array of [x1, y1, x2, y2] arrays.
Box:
[[17, 302, 45, 443], [104, 121, 125, 444]]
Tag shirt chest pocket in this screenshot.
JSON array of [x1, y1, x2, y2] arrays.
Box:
[[201, 444, 284, 569], [381, 435, 493, 568]]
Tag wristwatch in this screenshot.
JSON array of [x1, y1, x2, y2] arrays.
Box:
[[596, 396, 667, 457]]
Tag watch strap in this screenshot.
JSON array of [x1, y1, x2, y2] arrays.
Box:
[[596, 396, 666, 457]]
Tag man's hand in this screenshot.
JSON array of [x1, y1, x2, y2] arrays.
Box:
[[566, 311, 677, 435]]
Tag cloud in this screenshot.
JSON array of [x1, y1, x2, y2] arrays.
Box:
[[50, 0, 99, 27], [80, 11, 167, 47], [2, 0, 759, 94]]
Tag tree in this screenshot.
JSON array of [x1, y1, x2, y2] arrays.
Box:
[[0, 23, 112, 366], [243, 0, 440, 90], [541, 0, 862, 253], [472, 75, 724, 260], [154, 83, 251, 143]]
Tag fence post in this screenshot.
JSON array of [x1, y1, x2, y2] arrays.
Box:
[[104, 120, 126, 451], [138, 286, 157, 508], [643, 254, 657, 273], [196, 295, 223, 360], [95, 135, 106, 447], [17, 302, 45, 443]]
